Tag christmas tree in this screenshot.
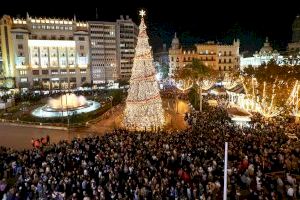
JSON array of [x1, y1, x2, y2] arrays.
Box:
[[123, 10, 165, 130]]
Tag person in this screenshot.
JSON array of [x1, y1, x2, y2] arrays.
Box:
[[46, 135, 50, 145], [41, 137, 47, 147], [31, 138, 34, 147], [34, 139, 40, 149]]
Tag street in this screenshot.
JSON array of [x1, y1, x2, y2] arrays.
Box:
[[0, 98, 190, 150]]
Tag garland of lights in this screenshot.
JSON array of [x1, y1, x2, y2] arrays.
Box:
[[123, 10, 165, 130]]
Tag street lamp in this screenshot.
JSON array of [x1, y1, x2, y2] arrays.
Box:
[[110, 96, 113, 108], [175, 93, 179, 114]]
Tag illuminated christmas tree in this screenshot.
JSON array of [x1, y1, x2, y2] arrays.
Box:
[[123, 10, 165, 130]]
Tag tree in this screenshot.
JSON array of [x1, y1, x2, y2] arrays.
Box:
[[123, 10, 164, 130], [174, 58, 217, 111], [242, 60, 300, 117]]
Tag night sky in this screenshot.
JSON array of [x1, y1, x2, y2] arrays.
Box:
[[1, 0, 299, 53]]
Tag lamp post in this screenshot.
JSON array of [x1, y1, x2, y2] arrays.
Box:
[[66, 91, 70, 129], [199, 85, 202, 112], [110, 96, 113, 108], [176, 94, 179, 114]]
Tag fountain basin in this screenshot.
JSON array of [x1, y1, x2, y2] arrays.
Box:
[[31, 94, 101, 118]]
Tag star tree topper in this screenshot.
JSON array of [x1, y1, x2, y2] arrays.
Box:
[[139, 9, 146, 17]]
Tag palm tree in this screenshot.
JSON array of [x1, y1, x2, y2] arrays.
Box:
[[174, 58, 217, 111]]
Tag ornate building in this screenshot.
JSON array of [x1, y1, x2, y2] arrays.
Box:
[[168, 33, 240, 78], [240, 37, 283, 70], [0, 14, 90, 89], [288, 15, 300, 54]]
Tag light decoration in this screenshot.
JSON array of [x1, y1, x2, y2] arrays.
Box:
[[175, 79, 193, 91], [286, 80, 300, 117], [223, 73, 239, 90], [197, 79, 215, 90], [123, 10, 165, 130], [238, 79, 282, 118]]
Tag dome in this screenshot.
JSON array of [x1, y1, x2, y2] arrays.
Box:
[[292, 15, 300, 42], [292, 15, 300, 29], [259, 37, 273, 55], [171, 33, 180, 49]]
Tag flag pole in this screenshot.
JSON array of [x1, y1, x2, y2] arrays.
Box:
[[223, 142, 228, 200]]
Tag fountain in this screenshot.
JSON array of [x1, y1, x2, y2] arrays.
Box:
[[32, 93, 100, 118]]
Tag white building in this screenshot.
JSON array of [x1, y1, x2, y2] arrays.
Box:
[[240, 37, 284, 70], [0, 14, 90, 89]]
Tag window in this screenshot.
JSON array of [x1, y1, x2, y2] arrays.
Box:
[[51, 70, 59, 75], [81, 77, 86, 82], [80, 46, 84, 50], [42, 35, 47, 40], [224, 66, 226, 71], [78, 37, 85, 41], [16, 34, 23, 39], [60, 69, 67, 74], [20, 78, 28, 82], [42, 70, 49, 75], [69, 69, 76, 74], [219, 66, 221, 71], [219, 59, 221, 63], [80, 69, 86, 74], [18, 44, 23, 50], [229, 51, 232, 56], [32, 70, 39, 75], [224, 51, 227, 56], [224, 59, 226, 63], [229, 58, 231, 63], [19, 70, 27, 75], [59, 36, 65, 40], [69, 36, 73, 40], [51, 35, 56, 40]]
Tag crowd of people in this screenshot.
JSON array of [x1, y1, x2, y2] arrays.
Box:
[[0, 99, 300, 199]]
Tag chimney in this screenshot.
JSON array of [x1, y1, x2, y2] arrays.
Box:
[[163, 43, 166, 51], [126, 15, 129, 20], [120, 15, 124, 20]]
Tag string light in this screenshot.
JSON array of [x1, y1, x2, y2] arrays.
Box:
[[123, 11, 165, 130]]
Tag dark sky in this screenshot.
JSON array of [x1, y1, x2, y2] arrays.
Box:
[[1, 0, 299, 53]]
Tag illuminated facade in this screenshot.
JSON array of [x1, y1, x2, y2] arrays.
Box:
[[89, 21, 117, 84], [116, 16, 139, 79], [240, 37, 284, 70], [168, 33, 240, 78], [89, 16, 138, 83], [0, 14, 90, 89], [288, 15, 300, 55]]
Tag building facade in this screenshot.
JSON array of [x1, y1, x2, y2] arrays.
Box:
[[89, 15, 138, 83], [288, 15, 300, 55], [240, 37, 283, 70], [0, 14, 90, 89], [168, 33, 240, 77], [89, 21, 117, 84], [116, 15, 138, 79]]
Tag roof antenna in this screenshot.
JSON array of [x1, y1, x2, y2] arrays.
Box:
[[96, 8, 98, 20]]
